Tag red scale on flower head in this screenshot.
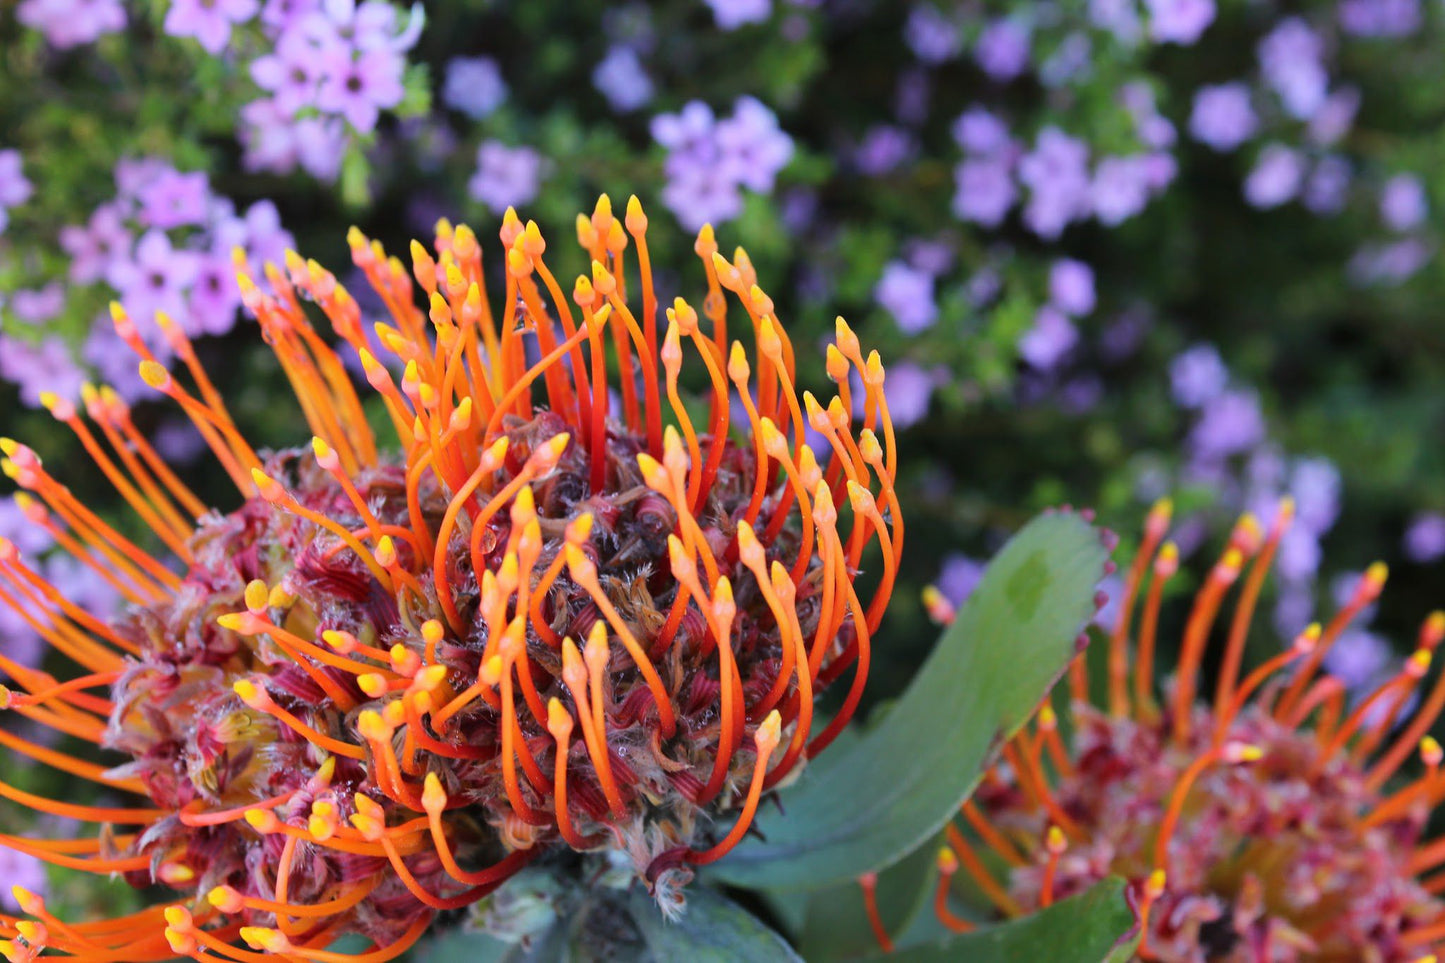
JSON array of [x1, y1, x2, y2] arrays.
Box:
[[0, 197, 901, 961]]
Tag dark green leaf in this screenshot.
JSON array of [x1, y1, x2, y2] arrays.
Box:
[[711, 512, 1108, 890], [789, 831, 947, 959], [869, 878, 1137, 963], [415, 928, 519, 963], [626, 885, 804, 962]]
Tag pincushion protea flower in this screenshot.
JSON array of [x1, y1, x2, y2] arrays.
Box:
[[0, 195, 902, 962], [903, 500, 1445, 962]]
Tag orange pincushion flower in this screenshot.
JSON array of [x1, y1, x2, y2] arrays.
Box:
[[909, 500, 1445, 962], [0, 196, 902, 961]]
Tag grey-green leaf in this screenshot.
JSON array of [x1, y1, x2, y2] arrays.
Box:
[[870, 878, 1138, 963], [415, 928, 522, 963], [627, 885, 804, 962], [711, 511, 1108, 890]]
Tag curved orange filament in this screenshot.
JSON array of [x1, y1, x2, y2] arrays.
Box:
[[858, 872, 895, 954], [1108, 499, 1172, 717], [944, 823, 1024, 917], [932, 849, 975, 933]]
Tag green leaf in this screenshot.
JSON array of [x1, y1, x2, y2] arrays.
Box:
[[415, 928, 518, 963], [864, 878, 1138, 963], [788, 832, 948, 960], [711, 511, 1108, 890], [626, 886, 804, 963]]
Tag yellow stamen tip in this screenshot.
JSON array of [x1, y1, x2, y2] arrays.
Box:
[[138, 360, 170, 389], [244, 579, 269, 614], [422, 772, 447, 813], [1224, 742, 1264, 763]]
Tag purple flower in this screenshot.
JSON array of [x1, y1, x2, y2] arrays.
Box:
[[854, 126, 915, 176], [80, 322, 152, 401], [874, 261, 937, 335], [965, 269, 1001, 309], [1144, 0, 1215, 44], [0, 149, 33, 233], [239, 100, 347, 180], [653, 98, 790, 229], [951, 107, 1011, 154], [975, 19, 1031, 81], [1189, 83, 1257, 152], [17, 0, 125, 48], [59, 202, 130, 284], [1169, 344, 1227, 408], [937, 553, 986, 605], [1348, 238, 1432, 286], [881, 361, 938, 428], [904, 238, 954, 277], [703, 0, 771, 30], [106, 229, 200, 323], [113, 157, 171, 203], [163, 0, 259, 54], [443, 56, 508, 120], [467, 141, 544, 213], [222, 199, 295, 266], [251, 30, 328, 118], [1324, 629, 1391, 690], [152, 418, 209, 464], [188, 253, 244, 336], [138, 169, 211, 230], [308, 0, 423, 53], [1060, 375, 1104, 414], [653, 101, 718, 154], [0, 497, 53, 557], [1189, 389, 1265, 459], [1339, 0, 1420, 37], [9, 285, 65, 324], [317, 46, 405, 132], [1243, 144, 1304, 209], [0, 851, 44, 911], [661, 167, 744, 233], [1121, 82, 1175, 149], [1308, 88, 1360, 146], [0, 335, 84, 409], [1048, 259, 1096, 317], [1100, 309, 1150, 361], [1090, 0, 1142, 44], [1404, 512, 1445, 563], [1040, 33, 1093, 88], [1018, 127, 1091, 239], [1380, 174, 1428, 232], [904, 4, 962, 64], [1091, 155, 1154, 226], [1303, 155, 1351, 215], [951, 156, 1016, 227], [1259, 19, 1328, 121], [593, 46, 653, 113], [1018, 305, 1078, 370], [261, 0, 320, 31], [894, 68, 931, 125], [714, 96, 793, 193], [1289, 456, 1341, 535]]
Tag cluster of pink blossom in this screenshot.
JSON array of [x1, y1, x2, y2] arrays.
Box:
[[651, 97, 795, 231], [0, 158, 293, 410], [239, 0, 424, 180]]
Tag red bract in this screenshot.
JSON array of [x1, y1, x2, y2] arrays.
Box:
[[0, 196, 903, 962]]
